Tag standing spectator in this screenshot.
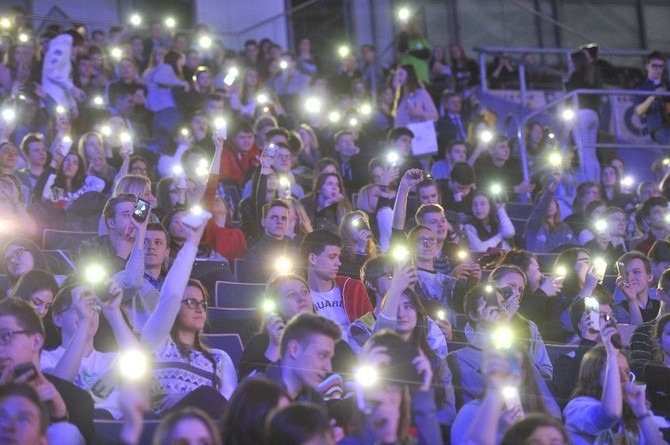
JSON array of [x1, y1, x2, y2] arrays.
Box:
[[359, 44, 385, 100], [396, 19, 431, 85], [392, 64, 438, 129], [203, 197, 247, 263], [449, 44, 479, 93], [435, 92, 468, 146], [41, 29, 86, 118], [634, 51, 670, 146]]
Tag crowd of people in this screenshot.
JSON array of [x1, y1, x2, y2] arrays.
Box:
[[1, 4, 670, 445]]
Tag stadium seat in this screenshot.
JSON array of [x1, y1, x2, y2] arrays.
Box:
[[535, 253, 560, 272], [42, 249, 76, 275], [447, 341, 468, 353], [510, 218, 528, 236], [42, 229, 97, 253], [214, 281, 265, 308], [506, 203, 534, 219], [95, 419, 160, 444], [234, 258, 270, 283], [206, 307, 261, 344], [201, 333, 244, 370], [546, 344, 578, 365]]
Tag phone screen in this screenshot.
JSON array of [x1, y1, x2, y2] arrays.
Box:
[[133, 198, 150, 222]]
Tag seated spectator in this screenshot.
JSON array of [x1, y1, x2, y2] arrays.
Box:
[[9, 269, 58, 319], [221, 378, 290, 445], [77, 131, 119, 193], [630, 268, 670, 376], [217, 120, 261, 189], [301, 172, 352, 233], [337, 211, 377, 279], [98, 174, 156, 235], [642, 313, 670, 416], [637, 181, 662, 205], [464, 191, 515, 251], [0, 141, 19, 176], [563, 181, 602, 237], [301, 229, 373, 330], [265, 403, 335, 445], [0, 174, 38, 239], [15, 133, 48, 197], [245, 199, 299, 267], [577, 200, 607, 245], [284, 196, 313, 245], [161, 208, 227, 264], [141, 219, 236, 418], [203, 196, 247, 263], [2, 239, 59, 291], [614, 251, 659, 326], [151, 407, 222, 445], [500, 414, 571, 445], [384, 127, 423, 178], [524, 171, 575, 253], [37, 152, 105, 210], [296, 123, 321, 169], [634, 196, 670, 255], [473, 136, 534, 200], [563, 342, 661, 445], [600, 164, 635, 212], [583, 206, 628, 272], [438, 161, 476, 217], [431, 140, 468, 180]]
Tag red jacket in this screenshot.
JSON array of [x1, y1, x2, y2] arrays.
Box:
[[219, 142, 261, 188], [335, 275, 374, 323]]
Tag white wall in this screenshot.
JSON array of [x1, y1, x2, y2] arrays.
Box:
[[195, 0, 287, 51]]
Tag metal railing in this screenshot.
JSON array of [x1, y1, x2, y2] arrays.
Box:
[[473, 47, 655, 110], [517, 88, 670, 182]]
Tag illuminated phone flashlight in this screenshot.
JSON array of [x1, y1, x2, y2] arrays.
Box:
[[172, 165, 184, 176], [62, 135, 72, 144], [257, 93, 269, 104], [561, 109, 575, 121], [436, 309, 446, 321], [214, 117, 226, 130], [191, 205, 203, 216], [18, 33, 29, 43], [84, 264, 106, 285], [665, 213, 670, 224], [555, 266, 567, 278], [120, 132, 131, 144], [359, 103, 372, 115], [349, 117, 359, 127], [584, 296, 599, 312], [164, 17, 176, 28], [621, 176, 633, 188], [387, 151, 400, 165], [55, 105, 66, 115], [274, 257, 293, 275], [199, 35, 212, 49], [261, 299, 276, 314], [548, 152, 562, 167], [279, 176, 291, 188], [355, 365, 378, 387], [0, 17, 10, 28], [351, 218, 361, 228], [479, 130, 493, 143], [92, 96, 104, 107], [593, 257, 607, 272], [304, 97, 321, 114], [223, 67, 239, 86], [484, 284, 494, 294], [398, 6, 411, 21], [2, 108, 15, 122], [129, 13, 142, 26], [491, 326, 513, 350], [100, 126, 112, 137], [490, 183, 502, 195], [457, 250, 470, 262], [548, 132, 556, 139], [664, 158, 670, 166], [391, 245, 410, 263], [111, 47, 123, 60], [594, 219, 607, 233], [118, 349, 149, 382], [338, 46, 350, 58], [279, 60, 289, 70], [195, 158, 209, 177], [502, 386, 518, 400], [180, 128, 190, 137], [328, 111, 341, 123]]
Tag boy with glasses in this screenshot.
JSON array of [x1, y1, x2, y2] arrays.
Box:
[[634, 51, 670, 145]]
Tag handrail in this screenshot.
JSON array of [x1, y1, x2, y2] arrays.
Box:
[[517, 88, 670, 183]]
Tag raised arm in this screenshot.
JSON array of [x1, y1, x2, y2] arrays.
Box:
[[204, 131, 224, 209], [114, 216, 148, 302], [374, 262, 418, 331], [392, 169, 424, 231]]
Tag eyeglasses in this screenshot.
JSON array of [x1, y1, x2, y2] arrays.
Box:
[[650, 64, 665, 69], [0, 330, 31, 346], [276, 154, 291, 161], [5, 248, 28, 264], [182, 299, 208, 311], [417, 237, 437, 246]]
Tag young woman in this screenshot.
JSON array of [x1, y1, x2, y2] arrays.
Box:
[[391, 63, 438, 128], [300, 172, 352, 233], [266, 403, 335, 445], [564, 181, 602, 236], [645, 313, 670, 415], [229, 67, 263, 118], [600, 164, 635, 212], [501, 414, 572, 445], [0, 141, 19, 175], [449, 44, 479, 93], [162, 210, 225, 263], [564, 339, 662, 445], [38, 152, 105, 209], [151, 407, 222, 445], [9, 269, 58, 317], [2, 239, 59, 289], [524, 172, 575, 253], [464, 191, 515, 251], [338, 211, 377, 279], [142, 279, 236, 417], [284, 196, 313, 244], [153, 176, 186, 222], [203, 196, 247, 263], [296, 123, 321, 169], [78, 132, 118, 192]]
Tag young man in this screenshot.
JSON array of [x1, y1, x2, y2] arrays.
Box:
[[473, 136, 534, 200], [417, 178, 440, 205], [79, 193, 138, 273], [634, 51, 670, 145], [15, 133, 48, 193], [435, 93, 468, 145], [386, 127, 423, 178], [301, 229, 373, 330], [630, 268, 670, 376], [438, 161, 476, 216], [262, 312, 341, 403], [218, 120, 260, 189], [245, 199, 300, 268], [614, 251, 659, 326], [331, 130, 365, 196], [431, 140, 468, 180], [0, 298, 94, 442], [634, 196, 670, 255]]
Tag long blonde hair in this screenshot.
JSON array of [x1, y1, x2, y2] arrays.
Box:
[[284, 197, 313, 236]]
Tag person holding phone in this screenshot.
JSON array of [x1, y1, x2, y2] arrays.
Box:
[[463, 191, 515, 251], [614, 252, 659, 326]]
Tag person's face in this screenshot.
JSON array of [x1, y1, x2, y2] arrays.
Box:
[[55, 289, 100, 338], [647, 205, 669, 231], [547, 199, 558, 218], [309, 245, 342, 281], [30, 290, 53, 318], [445, 96, 461, 115], [472, 195, 491, 221], [381, 87, 394, 105], [647, 58, 666, 81], [574, 252, 591, 285], [130, 160, 149, 177], [640, 184, 661, 202], [520, 426, 566, 445], [78, 58, 93, 76], [245, 43, 259, 61], [168, 211, 188, 239], [320, 176, 340, 199], [278, 279, 313, 320], [196, 71, 211, 89], [272, 147, 292, 172], [394, 67, 408, 85], [529, 124, 543, 145], [414, 228, 437, 261], [0, 144, 18, 170], [419, 185, 439, 205], [4, 245, 34, 278], [204, 98, 224, 117], [652, 261, 670, 282], [0, 315, 42, 369], [234, 131, 254, 153], [582, 186, 601, 207], [526, 258, 543, 289], [0, 395, 47, 445], [491, 141, 510, 163], [168, 417, 214, 445], [395, 135, 413, 156], [396, 293, 418, 335], [624, 258, 653, 296], [449, 180, 474, 197], [494, 272, 524, 317], [419, 211, 451, 242], [178, 286, 208, 333], [598, 351, 631, 390], [119, 60, 136, 81], [364, 385, 402, 444], [62, 154, 79, 178], [84, 137, 105, 172], [186, 51, 201, 68], [361, 46, 375, 62], [607, 211, 627, 237], [144, 230, 169, 268], [289, 333, 335, 389], [448, 144, 467, 163], [335, 134, 358, 159], [601, 166, 617, 187], [108, 201, 135, 238], [370, 166, 384, 185], [262, 205, 289, 239], [190, 115, 209, 139], [26, 142, 47, 167]]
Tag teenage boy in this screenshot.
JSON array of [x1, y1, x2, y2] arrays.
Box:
[[633, 196, 670, 255], [438, 161, 476, 216], [614, 251, 659, 325], [245, 199, 300, 267], [301, 230, 373, 330], [16, 133, 48, 193], [634, 51, 670, 145]]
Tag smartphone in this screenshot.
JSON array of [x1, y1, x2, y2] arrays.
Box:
[[132, 198, 150, 223], [13, 362, 38, 381], [60, 136, 73, 156], [182, 208, 212, 230], [592, 258, 607, 283], [585, 297, 600, 331], [264, 144, 278, 158], [616, 261, 627, 283], [502, 386, 523, 413], [409, 171, 423, 180]]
